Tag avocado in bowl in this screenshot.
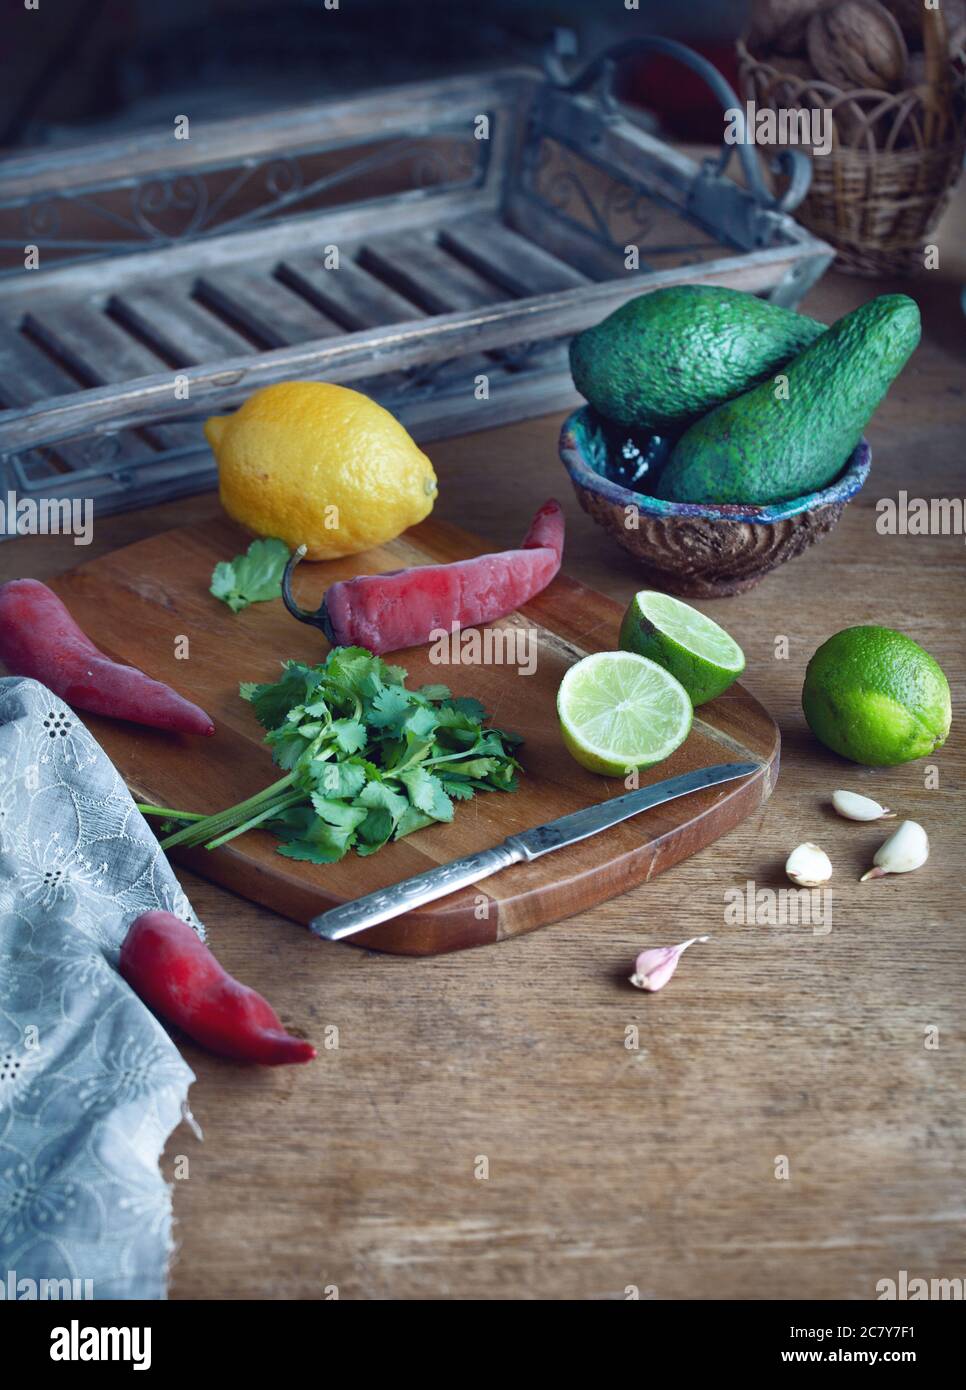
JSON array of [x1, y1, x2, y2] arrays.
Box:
[[558, 405, 871, 598]]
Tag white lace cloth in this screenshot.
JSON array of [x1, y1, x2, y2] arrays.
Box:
[[0, 677, 199, 1299]]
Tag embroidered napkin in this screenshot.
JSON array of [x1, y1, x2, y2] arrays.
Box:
[[0, 676, 199, 1300]]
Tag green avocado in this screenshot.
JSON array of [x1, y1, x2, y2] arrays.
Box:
[[656, 294, 921, 506], [568, 285, 825, 433]]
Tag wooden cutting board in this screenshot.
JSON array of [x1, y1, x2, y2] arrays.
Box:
[[46, 517, 779, 954]]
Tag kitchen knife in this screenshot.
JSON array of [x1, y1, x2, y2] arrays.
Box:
[[310, 760, 760, 942]]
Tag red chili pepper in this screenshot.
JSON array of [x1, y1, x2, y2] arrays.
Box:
[[120, 911, 316, 1066], [283, 498, 565, 655], [0, 579, 214, 736]]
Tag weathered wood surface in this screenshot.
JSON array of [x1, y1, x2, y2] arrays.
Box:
[[45, 517, 778, 955], [2, 203, 963, 1302]]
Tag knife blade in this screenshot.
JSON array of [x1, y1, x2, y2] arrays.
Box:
[[310, 760, 760, 942]]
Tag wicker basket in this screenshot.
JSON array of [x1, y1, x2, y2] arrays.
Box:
[[738, 5, 966, 275]]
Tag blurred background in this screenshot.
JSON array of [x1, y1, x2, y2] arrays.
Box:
[[1, 0, 751, 151]]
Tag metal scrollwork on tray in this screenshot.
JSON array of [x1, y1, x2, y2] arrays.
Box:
[[523, 135, 659, 252], [23, 199, 62, 240], [0, 132, 484, 273], [131, 174, 209, 241]]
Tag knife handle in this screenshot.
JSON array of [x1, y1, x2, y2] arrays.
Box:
[[310, 841, 523, 941]]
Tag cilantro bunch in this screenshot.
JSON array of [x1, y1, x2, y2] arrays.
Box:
[[150, 647, 522, 864]]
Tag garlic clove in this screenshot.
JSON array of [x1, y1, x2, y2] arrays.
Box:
[[860, 820, 928, 881], [629, 936, 710, 992], [785, 842, 833, 887], [832, 789, 895, 821]]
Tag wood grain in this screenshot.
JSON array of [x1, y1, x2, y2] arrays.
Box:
[[45, 517, 777, 954], [1, 199, 963, 1301]]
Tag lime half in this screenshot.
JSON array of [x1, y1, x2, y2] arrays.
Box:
[[557, 651, 693, 776], [619, 591, 745, 706]]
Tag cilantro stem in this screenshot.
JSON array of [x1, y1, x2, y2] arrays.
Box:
[[202, 790, 305, 850], [136, 803, 207, 822], [160, 772, 297, 849]]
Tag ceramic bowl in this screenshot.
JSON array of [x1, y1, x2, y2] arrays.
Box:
[[558, 406, 871, 598]]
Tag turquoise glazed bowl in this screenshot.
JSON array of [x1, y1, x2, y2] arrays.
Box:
[[558, 406, 871, 598]]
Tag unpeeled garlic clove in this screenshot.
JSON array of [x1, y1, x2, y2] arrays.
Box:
[[832, 789, 895, 821], [860, 820, 928, 881], [629, 936, 710, 992], [785, 842, 832, 887]]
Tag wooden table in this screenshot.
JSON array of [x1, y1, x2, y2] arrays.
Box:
[[4, 252, 964, 1301]]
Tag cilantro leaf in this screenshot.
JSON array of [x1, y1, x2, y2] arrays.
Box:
[[355, 807, 396, 855], [311, 758, 368, 800], [356, 779, 409, 820], [444, 695, 487, 722], [211, 538, 291, 613], [417, 683, 452, 702], [328, 719, 367, 754], [308, 795, 369, 831], [398, 768, 453, 822], [395, 805, 436, 838], [367, 685, 414, 732], [277, 825, 356, 863], [241, 662, 322, 730], [440, 778, 476, 801], [401, 704, 439, 741]]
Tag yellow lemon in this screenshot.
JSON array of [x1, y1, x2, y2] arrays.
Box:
[[205, 381, 438, 560]]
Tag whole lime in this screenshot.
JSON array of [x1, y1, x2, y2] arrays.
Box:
[[802, 626, 950, 766]]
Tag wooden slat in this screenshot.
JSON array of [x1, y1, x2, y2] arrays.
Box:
[[0, 322, 163, 475], [440, 217, 589, 296], [25, 303, 172, 386], [503, 192, 630, 280], [0, 324, 85, 407], [359, 232, 509, 313], [108, 280, 253, 366], [194, 267, 344, 347], [358, 234, 505, 381], [277, 255, 425, 330], [22, 305, 196, 454], [0, 325, 101, 475]]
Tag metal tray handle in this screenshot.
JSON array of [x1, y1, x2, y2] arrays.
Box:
[[543, 33, 811, 215]]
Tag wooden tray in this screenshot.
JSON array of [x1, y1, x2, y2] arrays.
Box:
[[46, 517, 779, 954]]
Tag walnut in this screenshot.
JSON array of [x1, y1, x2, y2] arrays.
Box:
[[748, 0, 832, 56], [806, 0, 909, 90]]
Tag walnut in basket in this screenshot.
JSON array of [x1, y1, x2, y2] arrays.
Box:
[[748, 0, 832, 56], [806, 0, 909, 91]]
